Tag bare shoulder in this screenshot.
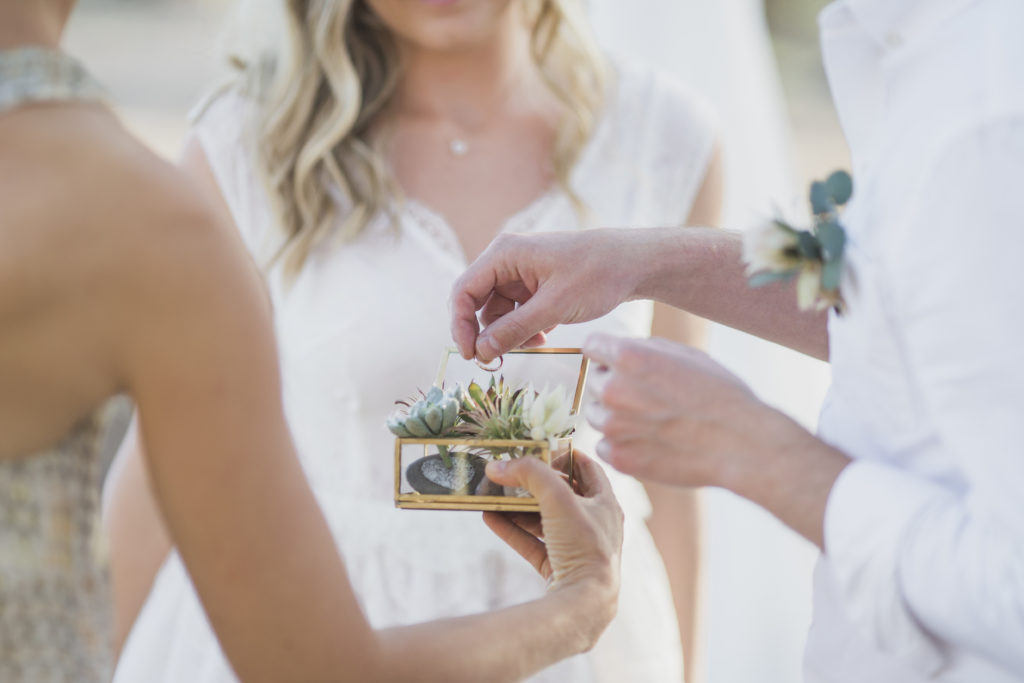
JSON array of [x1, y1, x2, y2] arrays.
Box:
[[0, 103, 269, 414], [0, 104, 244, 291]]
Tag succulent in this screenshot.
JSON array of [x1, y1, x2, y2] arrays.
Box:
[[454, 376, 536, 460], [389, 377, 578, 467], [387, 385, 463, 466], [522, 385, 576, 447]]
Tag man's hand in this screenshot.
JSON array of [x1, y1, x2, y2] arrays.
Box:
[[483, 451, 623, 639], [583, 334, 766, 488], [450, 230, 647, 362], [582, 333, 849, 547]]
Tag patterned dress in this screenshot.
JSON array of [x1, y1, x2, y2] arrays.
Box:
[[0, 48, 115, 683]]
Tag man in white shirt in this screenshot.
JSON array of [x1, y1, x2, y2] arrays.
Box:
[[448, 0, 1024, 680]]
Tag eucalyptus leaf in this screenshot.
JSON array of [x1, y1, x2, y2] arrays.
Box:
[[810, 181, 832, 215], [749, 270, 797, 288], [797, 231, 822, 260], [825, 170, 853, 206], [817, 219, 846, 260], [821, 259, 843, 291]]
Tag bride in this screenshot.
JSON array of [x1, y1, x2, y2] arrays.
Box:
[[1, 1, 622, 681], [108, 0, 721, 680]]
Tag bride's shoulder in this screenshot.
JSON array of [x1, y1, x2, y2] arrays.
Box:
[[184, 84, 273, 251], [603, 58, 720, 149], [189, 83, 257, 156]]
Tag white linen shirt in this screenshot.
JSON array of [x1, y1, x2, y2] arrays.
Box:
[[808, 0, 1024, 681]]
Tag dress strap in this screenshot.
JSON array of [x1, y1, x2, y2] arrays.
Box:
[[0, 47, 105, 114]]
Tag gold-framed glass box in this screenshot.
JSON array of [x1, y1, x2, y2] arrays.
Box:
[[393, 348, 590, 512]]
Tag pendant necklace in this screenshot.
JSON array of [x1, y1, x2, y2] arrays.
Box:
[[449, 138, 469, 157]]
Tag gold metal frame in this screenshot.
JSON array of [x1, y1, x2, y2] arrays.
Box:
[[435, 347, 590, 414], [395, 348, 587, 512], [395, 437, 574, 512]]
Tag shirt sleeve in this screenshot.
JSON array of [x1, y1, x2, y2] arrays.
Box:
[[824, 119, 1024, 677]]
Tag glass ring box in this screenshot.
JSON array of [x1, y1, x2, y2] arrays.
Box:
[[391, 348, 590, 512]]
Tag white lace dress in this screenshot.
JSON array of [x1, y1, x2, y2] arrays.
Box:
[[114, 62, 717, 683]]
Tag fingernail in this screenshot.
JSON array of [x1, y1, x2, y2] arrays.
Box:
[[487, 460, 508, 475]]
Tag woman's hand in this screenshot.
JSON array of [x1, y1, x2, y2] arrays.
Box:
[[483, 451, 623, 644]]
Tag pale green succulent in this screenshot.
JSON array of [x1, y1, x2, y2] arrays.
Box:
[[388, 385, 463, 466]]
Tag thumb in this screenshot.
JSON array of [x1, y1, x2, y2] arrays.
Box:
[[485, 457, 575, 511], [476, 292, 564, 362]]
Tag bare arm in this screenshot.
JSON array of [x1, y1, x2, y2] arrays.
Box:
[[104, 135, 234, 651], [450, 228, 829, 364], [636, 228, 828, 360]]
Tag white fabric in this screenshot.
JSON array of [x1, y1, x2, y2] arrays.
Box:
[[114, 62, 717, 683], [807, 1, 1024, 681]]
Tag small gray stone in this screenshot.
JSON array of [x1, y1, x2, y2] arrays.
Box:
[[406, 453, 486, 496]]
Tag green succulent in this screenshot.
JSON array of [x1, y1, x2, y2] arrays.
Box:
[[457, 376, 532, 459], [387, 385, 463, 466]]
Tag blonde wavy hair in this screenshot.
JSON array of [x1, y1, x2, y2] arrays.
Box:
[[238, 0, 608, 276]]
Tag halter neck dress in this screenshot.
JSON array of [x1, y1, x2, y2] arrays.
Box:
[[0, 47, 115, 683]]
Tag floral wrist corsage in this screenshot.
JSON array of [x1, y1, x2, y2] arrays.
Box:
[[744, 170, 853, 314]]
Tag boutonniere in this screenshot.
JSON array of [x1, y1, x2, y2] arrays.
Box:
[[744, 170, 852, 314]]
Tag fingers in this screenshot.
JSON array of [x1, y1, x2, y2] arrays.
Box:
[[450, 263, 502, 359], [520, 331, 549, 348], [482, 512, 550, 577], [451, 293, 484, 361], [504, 511, 545, 538], [479, 292, 519, 328], [569, 450, 615, 499], [593, 438, 647, 481], [583, 333, 626, 369], [484, 457, 575, 510], [475, 292, 563, 362]]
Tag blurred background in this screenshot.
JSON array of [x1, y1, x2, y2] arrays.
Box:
[[68, 0, 847, 183], [69, 1, 848, 682]]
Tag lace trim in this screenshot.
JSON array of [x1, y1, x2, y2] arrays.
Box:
[[0, 47, 105, 114], [402, 190, 560, 264]]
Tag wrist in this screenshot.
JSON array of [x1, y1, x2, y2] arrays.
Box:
[[721, 408, 850, 548], [625, 228, 684, 302], [548, 572, 618, 653], [628, 227, 737, 305]]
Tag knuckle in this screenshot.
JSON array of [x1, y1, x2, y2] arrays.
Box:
[[615, 342, 649, 374], [491, 232, 517, 252]]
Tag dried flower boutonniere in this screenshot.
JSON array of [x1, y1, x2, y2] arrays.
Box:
[[744, 170, 853, 314]]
